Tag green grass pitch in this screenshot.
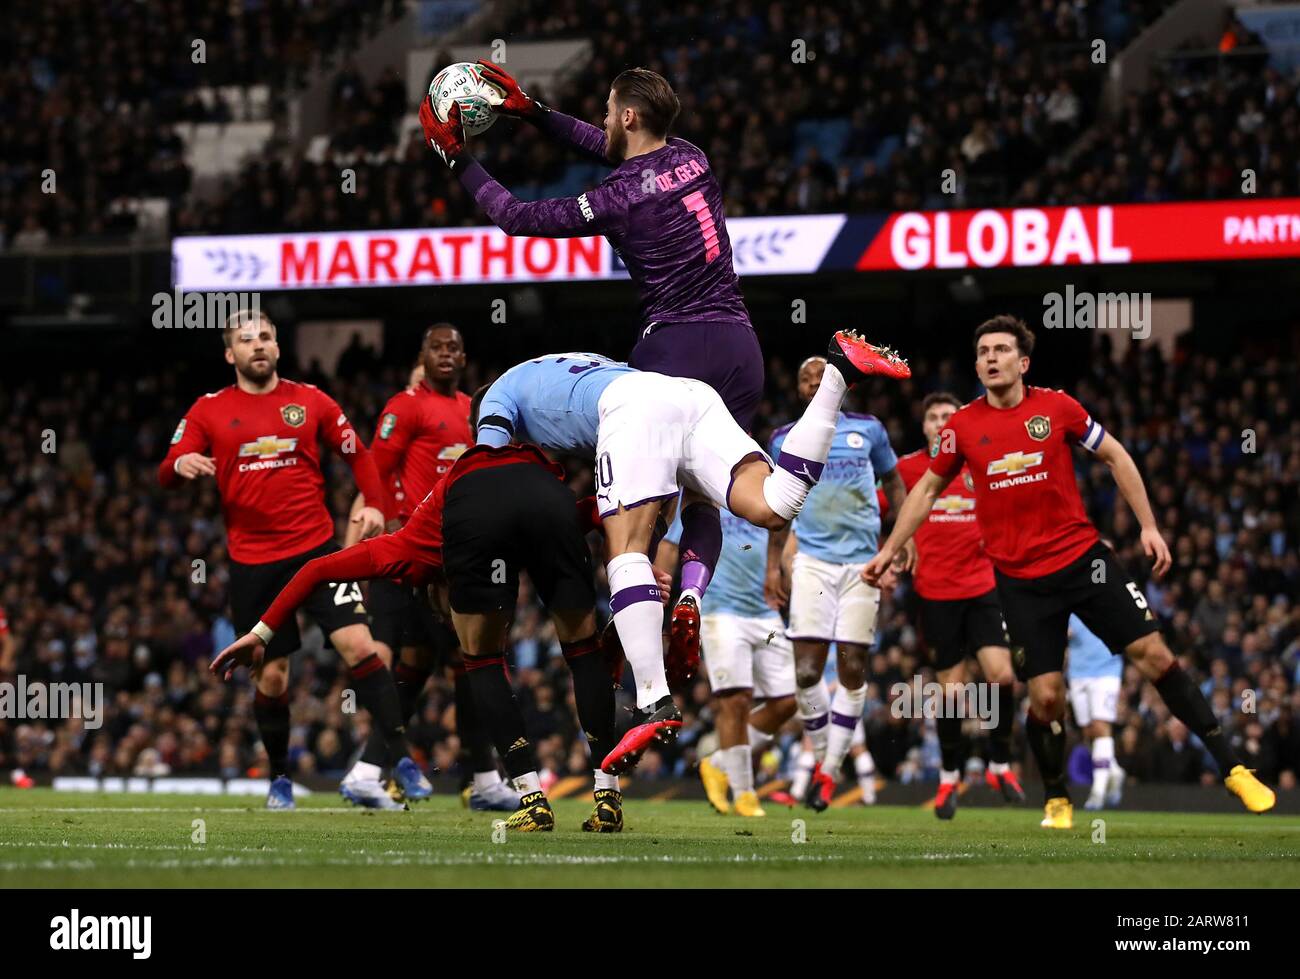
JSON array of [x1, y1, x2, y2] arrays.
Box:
[[2, 790, 1298, 888]]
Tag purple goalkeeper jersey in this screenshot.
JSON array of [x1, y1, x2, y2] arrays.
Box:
[[460, 112, 752, 333]]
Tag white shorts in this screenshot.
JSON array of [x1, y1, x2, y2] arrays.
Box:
[[787, 552, 881, 645], [699, 612, 796, 699], [594, 372, 769, 517], [1069, 674, 1121, 726]]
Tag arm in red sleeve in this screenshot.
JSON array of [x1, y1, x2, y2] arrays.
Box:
[[315, 389, 392, 517], [369, 397, 415, 521], [259, 541, 381, 635], [158, 401, 212, 487]]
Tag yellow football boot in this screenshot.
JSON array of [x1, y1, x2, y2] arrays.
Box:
[[699, 755, 732, 814], [1040, 797, 1073, 829], [504, 790, 555, 832], [734, 791, 766, 818], [1224, 766, 1275, 813]]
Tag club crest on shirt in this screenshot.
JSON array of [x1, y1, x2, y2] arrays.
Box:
[[281, 404, 307, 427], [379, 413, 397, 439], [846, 432, 865, 449], [1025, 415, 1051, 441]]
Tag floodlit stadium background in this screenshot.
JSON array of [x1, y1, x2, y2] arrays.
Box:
[[0, 0, 1297, 803]]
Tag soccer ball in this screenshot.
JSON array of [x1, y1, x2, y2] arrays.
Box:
[[428, 62, 502, 137]]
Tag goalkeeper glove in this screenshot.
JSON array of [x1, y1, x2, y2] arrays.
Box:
[[476, 59, 547, 119], [419, 96, 467, 169]]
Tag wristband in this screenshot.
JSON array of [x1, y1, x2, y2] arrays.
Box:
[[251, 621, 275, 645]]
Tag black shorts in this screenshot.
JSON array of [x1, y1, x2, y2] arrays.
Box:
[[441, 462, 596, 615], [919, 589, 1009, 671], [229, 539, 369, 662], [995, 541, 1157, 680], [368, 577, 458, 662]]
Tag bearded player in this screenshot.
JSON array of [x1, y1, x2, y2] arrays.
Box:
[[160, 310, 426, 810], [893, 392, 1023, 820], [348, 324, 520, 812], [765, 356, 907, 812], [422, 63, 765, 688], [864, 316, 1274, 826]]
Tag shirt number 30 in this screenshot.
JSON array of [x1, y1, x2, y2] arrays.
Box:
[[682, 191, 720, 263]]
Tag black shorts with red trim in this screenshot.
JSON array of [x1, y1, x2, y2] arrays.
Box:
[[919, 588, 1009, 672], [229, 540, 368, 662], [995, 541, 1158, 680], [441, 462, 596, 615]]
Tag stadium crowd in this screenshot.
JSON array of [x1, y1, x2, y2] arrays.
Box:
[[2, 331, 1297, 796], [10, 0, 1276, 249]]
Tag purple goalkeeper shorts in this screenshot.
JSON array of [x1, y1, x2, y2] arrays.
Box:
[[629, 321, 765, 431]]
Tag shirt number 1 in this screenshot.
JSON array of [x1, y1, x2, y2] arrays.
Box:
[[682, 190, 720, 263]]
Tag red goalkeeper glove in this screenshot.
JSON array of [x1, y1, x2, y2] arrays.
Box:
[[419, 95, 467, 169], [476, 59, 544, 119]]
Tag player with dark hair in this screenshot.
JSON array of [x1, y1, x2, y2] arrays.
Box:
[[892, 391, 1023, 819], [863, 315, 1275, 825], [473, 334, 910, 775], [211, 441, 643, 833], [421, 61, 765, 688], [160, 310, 426, 810], [348, 323, 519, 812]]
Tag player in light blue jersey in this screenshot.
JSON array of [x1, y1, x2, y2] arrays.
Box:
[[1066, 613, 1126, 809], [475, 352, 634, 454], [469, 335, 912, 777], [654, 499, 796, 817], [766, 356, 911, 811]]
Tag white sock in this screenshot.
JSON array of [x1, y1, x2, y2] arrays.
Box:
[[748, 723, 773, 763], [725, 743, 754, 795], [855, 751, 877, 802], [680, 586, 702, 604], [594, 769, 619, 792], [824, 684, 867, 778], [940, 767, 960, 786], [473, 769, 503, 792], [988, 760, 1009, 775], [795, 680, 831, 760], [1091, 735, 1114, 797], [514, 771, 541, 794], [607, 551, 670, 708], [345, 760, 381, 783], [762, 364, 848, 520], [790, 749, 815, 798]]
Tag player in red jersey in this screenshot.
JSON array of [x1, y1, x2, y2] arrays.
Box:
[[892, 392, 1023, 819], [348, 324, 520, 811], [213, 441, 647, 833], [865, 316, 1275, 825], [160, 310, 424, 811]]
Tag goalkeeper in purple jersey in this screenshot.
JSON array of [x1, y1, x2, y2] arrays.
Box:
[[421, 63, 764, 681]]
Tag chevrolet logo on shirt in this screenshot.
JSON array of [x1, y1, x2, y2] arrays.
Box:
[[986, 451, 1044, 476], [437, 443, 468, 461], [239, 436, 299, 459], [931, 495, 975, 513]]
